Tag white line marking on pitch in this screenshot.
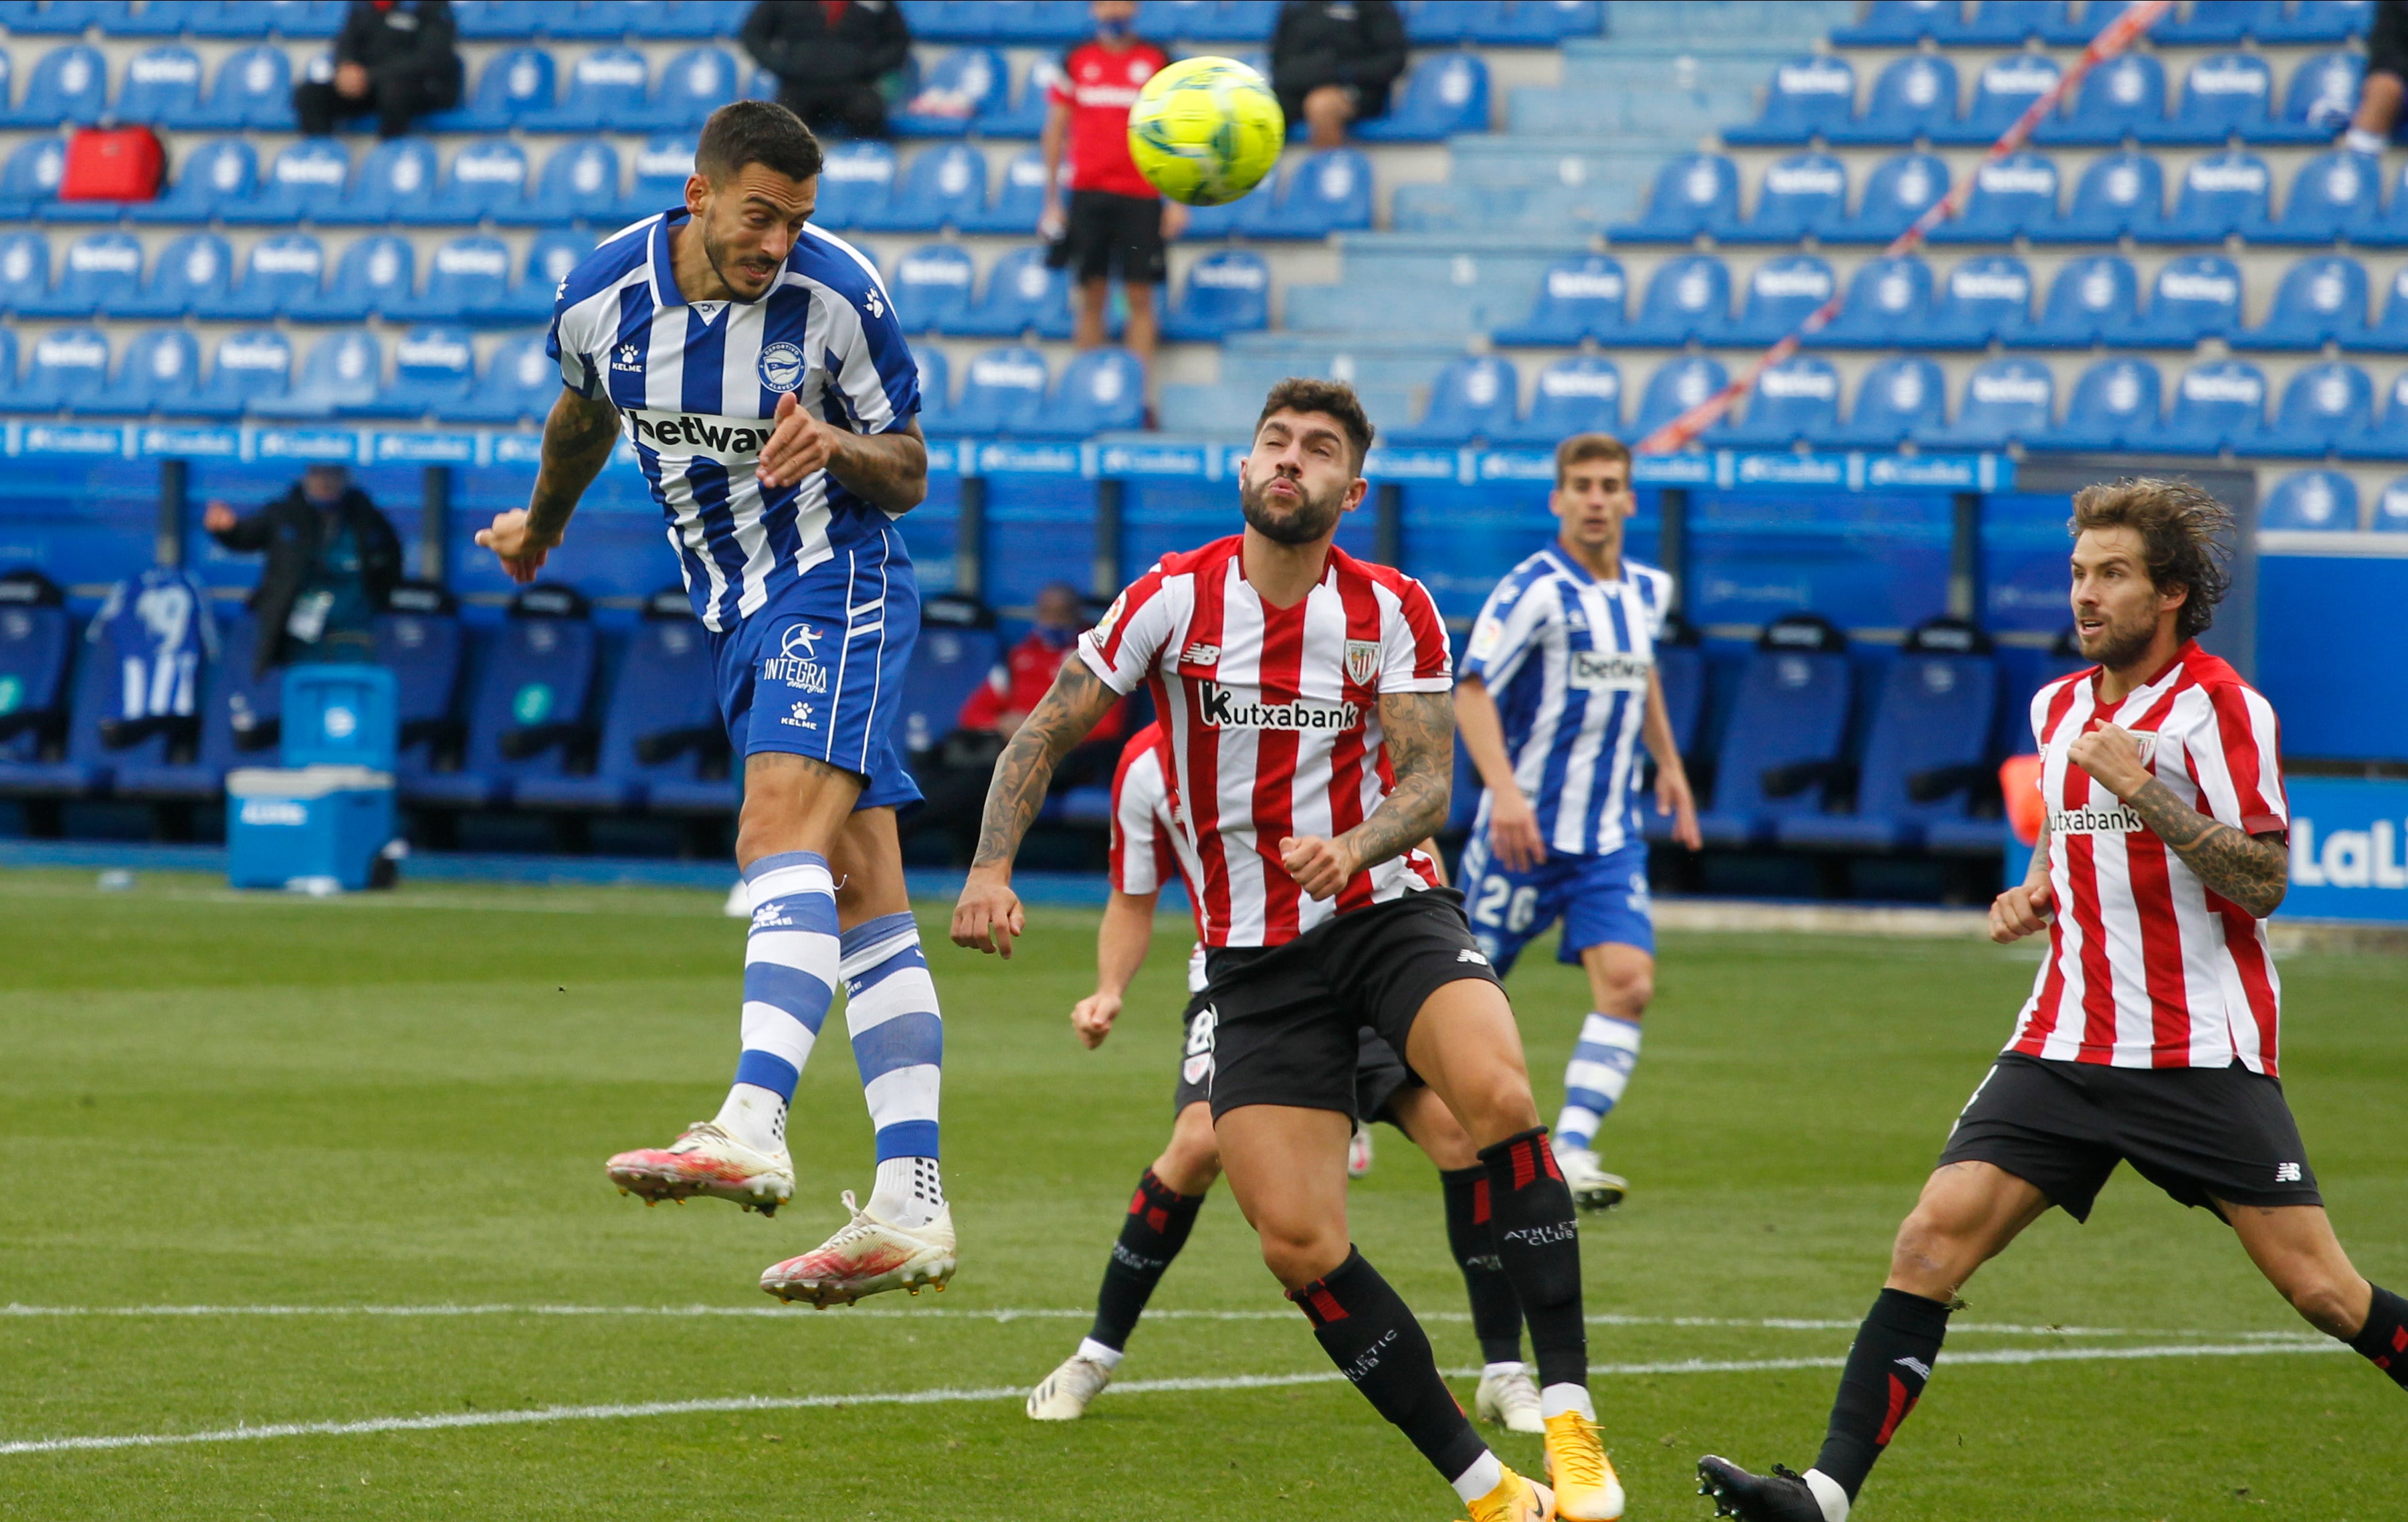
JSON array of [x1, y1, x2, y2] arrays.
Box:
[[0, 1342, 2346, 1458]]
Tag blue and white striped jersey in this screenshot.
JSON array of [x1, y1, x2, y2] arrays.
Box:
[[1458, 548, 1673, 857], [546, 209, 922, 632]]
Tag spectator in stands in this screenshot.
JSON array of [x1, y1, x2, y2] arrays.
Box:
[[2341, 0, 2408, 156], [1270, 0, 1407, 149], [294, 0, 463, 140], [203, 465, 403, 672], [740, 0, 912, 140], [1043, 1, 1182, 394], [906, 581, 1126, 862]]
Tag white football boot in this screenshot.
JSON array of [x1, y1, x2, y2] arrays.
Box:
[[1025, 1351, 1114, 1420], [1347, 1122, 1375, 1178], [605, 1121, 793, 1214], [1551, 1139, 1627, 1212], [1475, 1363, 1545, 1435], [761, 1190, 957, 1308]]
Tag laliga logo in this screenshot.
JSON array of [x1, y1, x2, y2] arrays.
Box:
[[758, 341, 805, 393]]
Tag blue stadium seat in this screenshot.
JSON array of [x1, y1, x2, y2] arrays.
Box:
[[1924, 255, 2033, 347], [1926, 152, 2060, 242], [2346, 265, 2408, 353], [516, 591, 723, 814], [1491, 254, 1625, 345], [1389, 355, 1520, 446], [894, 591, 997, 757], [390, 235, 514, 324], [1489, 356, 1621, 445], [112, 232, 231, 319], [85, 328, 203, 417], [0, 231, 49, 316], [118, 43, 204, 125], [252, 331, 381, 417], [2142, 150, 2274, 241], [2260, 1, 2377, 43], [2040, 50, 2165, 144], [2232, 254, 2370, 351], [2037, 356, 2161, 452], [0, 330, 21, 409], [1468, 1, 1603, 44], [1028, 347, 1148, 438], [1827, 357, 1950, 448], [1825, 54, 1957, 146], [1, 1, 116, 34], [1778, 617, 2002, 854], [433, 138, 534, 223], [0, 45, 108, 128], [889, 243, 976, 334], [541, 0, 639, 37], [320, 136, 441, 225], [971, 55, 1052, 138], [913, 345, 952, 433], [946, 247, 1071, 339], [957, 148, 1048, 234], [1917, 357, 2054, 449], [1398, 0, 1474, 42], [629, 1, 749, 39], [1830, 0, 1955, 43], [618, 135, 696, 222], [632, 44, 738, 130], [1183, 161, 1280, 239], [1722, 355, 1843, 449], [127, 136, 254, 223], [371, 583, 467, 794], [212, 234, 326, 322], [17, 230, 141, 319], [0, 569, 72, 775], [287, 235, 413, 323], [1828, 151, 1950, 242], [1631, 356, 1730, 444], [2261, 360, 2373, 455], [812, 140, 898, 229], [1726, 254, 1837, 345], [346, 326, 477, 421], [1161, 248, 1271, 341], [2038, 149, 2164, 240], [0, 136, 66, 220], [1724, 54, 1857, 146], [2154, 0, 2280, 43], [2134, 52, 2272, 143], [1724, 152, 1848, 243], [452, 1, 548, 39], [2262, 468, 2357, 531], [1257, 149, 1374, 237], [403, 584, 598, 810], [1354, 52, 1489, 140], [1609, 153, 1741, 243], [947, 345, 1050, 434], [14, 326, 112, 412], [519, 46, 649, 132], [2129, 253, 2245, 344], [1809, 254, 1933, 347], [109, 611, 288, 803], [0, 569, 203, 801], [513, 230, 590, 322], [2380, 477, 2408, 530], [1621, 254, 1731, 345], [2144, 359, 2269, 454], [2262, 149, 2383, 244], [2011, 254, 2142, 349], [1955, 0, 2074, 43], [2266, 50, 2365, 144], [1931, 53, 2061, 145], [191, 329, 294, 415], [2334, 370, 2408, 458], [436, 336, 554, 425], [892, 46, 1006, 136], [179, 43, 292, 130], [219, 139, 350, 225], [1696, 613, 1853, 848], [866, 142, 987, 232], [424, 47, 554, 132]]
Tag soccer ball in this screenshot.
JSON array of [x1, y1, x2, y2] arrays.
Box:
[[1126, 56, 1285, 207]]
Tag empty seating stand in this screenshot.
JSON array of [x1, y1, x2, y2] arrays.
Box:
[[1695, 613, 1853, 849], [516, 587, 727, 814], [401, 583, 597, 810]]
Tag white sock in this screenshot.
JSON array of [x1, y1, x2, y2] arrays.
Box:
[[1557, 1012, 1642, 1149], [866, 1154, 946, 1229], [1803, 1468, 1852, 1522], [2345, 125, 2387, 157], [1539, 1382, 1595, 1421], [1482, 1359, 1528, 1382], [712, 1082, 787, 1154], [1449, 1450, 1504, 1505], [1076, 1336, 1125, 1370]]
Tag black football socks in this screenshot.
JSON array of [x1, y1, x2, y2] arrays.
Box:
[[1478, 1127, 1589, 1396], [1441, 1164, 1528, 1365], [2346, 1282, 2408, 1390], [1811, 1287, 1954, 1503], [1291, 1248, 1494, 1494], [1085, 1168, 1206, 1359]]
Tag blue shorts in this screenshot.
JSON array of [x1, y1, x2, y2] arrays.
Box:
[[1456, 834, 1654, 975], [710, 527, 922, 812]]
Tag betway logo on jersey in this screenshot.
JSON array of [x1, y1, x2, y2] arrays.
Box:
[[1195, 682, 1361, 733], [2051, 802, 2144, 835], [1567, 650, 1651, 691], [626, 409, 773, 457]]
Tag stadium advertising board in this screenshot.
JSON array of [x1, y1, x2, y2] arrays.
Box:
[[2282, 777, 2408, 925]]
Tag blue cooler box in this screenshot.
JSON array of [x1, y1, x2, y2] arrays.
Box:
[[227, 765, 397, 891]]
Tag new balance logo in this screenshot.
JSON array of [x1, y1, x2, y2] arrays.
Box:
[[1457, 947, 1491, 965], [2276, 1162, 2303, 1183], [1179, 641, 1221, 666], [1894, 1355, 1932, 1380]]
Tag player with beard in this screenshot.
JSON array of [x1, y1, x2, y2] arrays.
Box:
[[1699, 480, 2408, 1521], [955, 379, 1625, 1522]]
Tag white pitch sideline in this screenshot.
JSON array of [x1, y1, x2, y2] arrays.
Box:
[[0, 1342, 2347, 1458]]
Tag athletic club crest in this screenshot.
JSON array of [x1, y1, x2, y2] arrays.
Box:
[[1342, 639, 1380, 686], [757, 341, 805, 393]]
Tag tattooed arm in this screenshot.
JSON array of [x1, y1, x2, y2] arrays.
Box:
[[474, 387, 621, 584], [1280, 688, 1456, 900], [950, 658, 1124, 957], [2066, 721, 2288, 919]]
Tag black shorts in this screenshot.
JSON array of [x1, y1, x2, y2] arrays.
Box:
[[1048, 189, 1166, 285], [1937, 1052, 2322, 1223], [1197, 888, 1502, 1121], [2372, 0, 2408, 84], [1171, 994, 1420, 1123]]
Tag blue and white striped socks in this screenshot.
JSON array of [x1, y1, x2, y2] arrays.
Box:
[[714, 851, 841, 1155], [1555, 1012, 1642, 1151], [840, 911, 946, 1229]]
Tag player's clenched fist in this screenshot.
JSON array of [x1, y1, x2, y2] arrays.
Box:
[[474, 508, 561, 585], [757, 392, 841, 490], [1280, 834, 1358, 900], [952, 874, 1026, 958], [1989, 880, 2054, 943], [1071, 991, 1121, 1049]]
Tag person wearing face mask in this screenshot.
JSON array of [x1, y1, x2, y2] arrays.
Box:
[[203, 464, 404, 674]]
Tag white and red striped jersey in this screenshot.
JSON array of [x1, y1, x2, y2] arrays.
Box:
[[2008, 640, 2290, 1074], [1108, 721, 1209, 994], [1080, 535, 1453, 948]]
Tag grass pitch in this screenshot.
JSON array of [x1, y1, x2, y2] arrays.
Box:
[[0, 867, 2402, 1520]]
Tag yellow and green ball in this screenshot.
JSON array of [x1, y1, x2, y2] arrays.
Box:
[[1126, 56, 1284, 207]]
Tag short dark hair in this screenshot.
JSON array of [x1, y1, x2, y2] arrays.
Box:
[[695, 100, 824, 185], [1254, 377, 1375, 471], [2069, 477, 2235, 640], [1553, 432, 1630, 487]]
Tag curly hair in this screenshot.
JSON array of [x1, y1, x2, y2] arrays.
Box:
[[2068, 477, 2235, 640], [1255, 377, 1375, 472]]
